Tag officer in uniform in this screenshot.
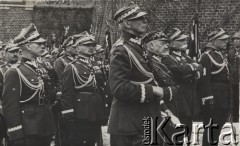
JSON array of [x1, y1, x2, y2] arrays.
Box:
[[228, 31, 240, 122], [92, 44, 112, 118], [161, 28, 203, 144], [61, 33, 106, 146], [2, 23, 56, 146], [108, 4, 180, 146], [0, 43, 21, 98], [143, 30, 181, 145], [197, 28, 231, 145], [0, 43, 20, 145]]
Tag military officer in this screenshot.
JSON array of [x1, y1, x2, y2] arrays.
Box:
[[61, 33, 106, 146], [0, 43, 21, 99], [197, 28, 231, 146], [108, 4, 181, 146], [228, 31, 240, 122], [143, 30, 182, 145], [2, 23, 56, 146], [161, 28, 203, 145], [92, 44, 113, 118]]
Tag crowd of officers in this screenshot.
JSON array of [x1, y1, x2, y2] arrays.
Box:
[[0, 3, 239, 146]]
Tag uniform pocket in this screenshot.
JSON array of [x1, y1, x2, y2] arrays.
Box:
[[21, 105, 38, 135], [74, 93, 91, 120]]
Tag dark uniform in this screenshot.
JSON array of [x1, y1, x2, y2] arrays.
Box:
[[91, 55, 112, 117], [228, 32, 240, 122], [0, 63, 10, 98], [2, 23, 56, 146], [54, 52, 75, 82], [161, 28, 202, 143], [197, 28, 231, 146], [61, 33, 106, 146], [0, 63, 9, 146]]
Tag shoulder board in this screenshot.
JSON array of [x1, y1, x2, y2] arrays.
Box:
[[114, 39, 124, 47], [10, 63, 20, 69]]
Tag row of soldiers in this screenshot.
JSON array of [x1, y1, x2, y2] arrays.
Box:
[[107, 3, 239, 146], [0, 3, 239, 146], [0, 23, 112, 146]]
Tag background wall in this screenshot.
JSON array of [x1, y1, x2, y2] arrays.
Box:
[[1, 0, 240, 48]]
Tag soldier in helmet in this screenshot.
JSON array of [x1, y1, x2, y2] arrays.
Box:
[[197, 28, 231, 145], [161, 28, 203, 145], [2, 23, 56, 146], [108, 4, 180, 146], [61, 32, 106, 146], [228, 31, 240, 122]]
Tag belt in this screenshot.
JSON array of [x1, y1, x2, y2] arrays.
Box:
[[20, 97, 49, 106]]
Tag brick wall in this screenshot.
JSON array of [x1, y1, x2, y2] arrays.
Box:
[[95, 0, 240, 48], [33, 6, 93, 47], [0, 7, 32, 42], [1, 0, 240, 48]]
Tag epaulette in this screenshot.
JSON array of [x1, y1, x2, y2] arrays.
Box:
[[114, 39, 124, 47], [198, 51, 210, 62], [10, 63, 20, 69]]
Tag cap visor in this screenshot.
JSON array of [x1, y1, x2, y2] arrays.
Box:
[[127, 11, 147, 20], [175, 34, 189, 41], [82, 41, 97, 45], [31, 38, 46, 43], [217, 34, 229, 40], [97, 48, 104, 53], [158, 38, 169, 41], [8, 47, 20, 52]]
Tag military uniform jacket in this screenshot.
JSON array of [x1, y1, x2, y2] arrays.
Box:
[[150, 56, 179, 115], [228, 47, 240, 85], [162, 51, 200, 116], [54, 53, 75, 93], [2, 58, 56, 141], [0, 63, 10, 100], [108, 32, 168, 135], [61, 57, 106, 123], [198, 50, 231, 109]]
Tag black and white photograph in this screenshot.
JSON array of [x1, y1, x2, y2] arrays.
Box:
[[0, 0, 239, 146]]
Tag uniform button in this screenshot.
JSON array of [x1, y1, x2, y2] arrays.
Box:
[[84, 72, 86, 74], [105, 95, 108, 98], [83, 141, 86, 144], [22, 111, 24, 113], [31, 79, 34, 81], [12, 88, 16, 91], [105, 104, 108, 107], [78, 99, 81, 102]]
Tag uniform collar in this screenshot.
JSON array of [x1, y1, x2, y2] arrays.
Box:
[[121, 31, 142, 46], [171, 51, 182, 57], [152, 55, 162, 62], [78, 55, 90, 64], [22, 58, 38, 69]]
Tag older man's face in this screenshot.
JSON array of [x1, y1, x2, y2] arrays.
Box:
[[127, 16, 148, 35], [27, 42, 45, 57]]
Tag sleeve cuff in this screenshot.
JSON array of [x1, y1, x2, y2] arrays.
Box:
[[62, 109, 74, 115], [8, 125, 24, 141], [139, 84, 153, 103]]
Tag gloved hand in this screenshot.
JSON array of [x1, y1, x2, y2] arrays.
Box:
[[169, 114, 181, 128]]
